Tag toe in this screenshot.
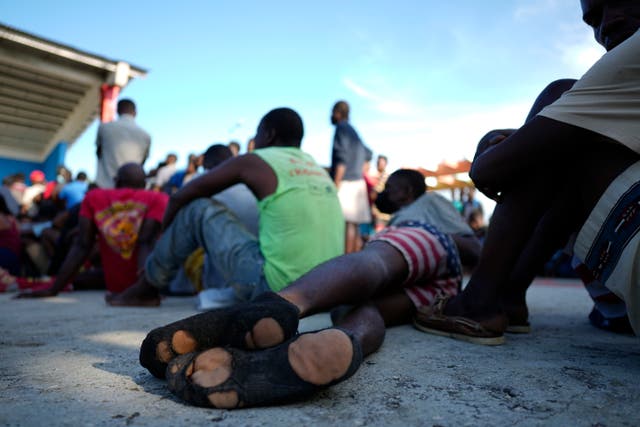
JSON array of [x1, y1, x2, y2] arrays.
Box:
[[172, 330, 197, 354], [245, 317, 285, 349], [156, 341, 174, 363]]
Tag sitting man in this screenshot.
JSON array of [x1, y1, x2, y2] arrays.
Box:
[[108, 107, 344, 306], [17, 163, 168, 298], [375, 169, 482, 268], [414, 0, 640, 344], [168, 144, 259, 301], [136, 216, 462, 408]]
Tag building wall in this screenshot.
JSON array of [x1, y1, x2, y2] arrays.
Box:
[[0, 142, 67, 184]]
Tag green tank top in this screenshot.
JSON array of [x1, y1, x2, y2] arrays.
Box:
[[254, 146, 345, 291]]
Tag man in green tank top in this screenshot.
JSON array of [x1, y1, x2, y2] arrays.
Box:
[[108, 108, 345, 306]]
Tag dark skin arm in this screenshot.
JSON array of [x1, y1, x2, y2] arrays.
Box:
[[16, 217, 96, 298], [136, 218, 162, 273], [333, 163, 346, 188], [162, 153, 277, 229], [471, 128, 516, 201]]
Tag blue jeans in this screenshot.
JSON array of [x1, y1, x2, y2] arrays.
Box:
[[145, 198, 269, 302]]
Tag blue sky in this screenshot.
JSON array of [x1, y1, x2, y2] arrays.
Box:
[[4, 0, 604, 179]]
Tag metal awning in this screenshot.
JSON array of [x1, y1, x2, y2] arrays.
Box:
[[0, 22, 147, 162], [417, 159, 473, 190]]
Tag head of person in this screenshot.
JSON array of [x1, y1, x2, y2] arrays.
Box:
[[186, 153, 201, 172], [117, 99, 137, 117], [114, 163, 146, 189], [165, 154, 178, 165], [76, 172, 88, 182], [331, 100, 350, 125], [202, 144, 233, 170], [467, 208, 485, 231], [377, 155, 388, 173], [29, 170, 45, 185], [253, 108, 304, 150], [228, 141, 240, 156], [246, 138, 255, 153], [9, 173, 25, 186], [580, 0, 640, 51], [375, 169, 426, 214]]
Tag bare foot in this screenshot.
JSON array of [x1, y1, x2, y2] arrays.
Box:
[[106, 279, 161, 307], [166, 328, 362, 408], [139, 292, 299, 379]]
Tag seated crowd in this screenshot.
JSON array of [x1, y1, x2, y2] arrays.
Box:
[[3, 0, 638, 410]]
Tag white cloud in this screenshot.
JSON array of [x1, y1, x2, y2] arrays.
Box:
[[355, 101, 531, 171], [342, 77, 375, 100], [342, 77, 423, 117]]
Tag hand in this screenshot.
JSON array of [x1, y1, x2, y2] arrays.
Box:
[[473, 129, 515, 161], [14, 288, 58, 299], [477, 186, 502, 203]]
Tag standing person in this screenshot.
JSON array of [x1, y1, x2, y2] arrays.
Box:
[[330, 100, 372, 253], [95, 99, 151, 189], [108, 107, 345, 307], [414, 0, 640, 343], [371, 154, 390, 232], [16, 164, 168, 298]]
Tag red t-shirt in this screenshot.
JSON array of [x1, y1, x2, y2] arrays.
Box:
[[79, 188, 168, 293]]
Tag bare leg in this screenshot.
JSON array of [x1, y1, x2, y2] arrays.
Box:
[[448, 123, 639, 319], [279, 241, 408, 318], [329, 291, 415, 356], [344, 222, 362, 253]]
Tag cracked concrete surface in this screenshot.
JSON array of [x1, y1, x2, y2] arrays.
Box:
[[1, 278, 639, 427]]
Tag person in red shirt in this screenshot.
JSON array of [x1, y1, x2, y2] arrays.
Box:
[[16, 163, 168, 299]]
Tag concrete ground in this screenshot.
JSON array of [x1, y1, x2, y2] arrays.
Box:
[[1, 278, 639, 427]]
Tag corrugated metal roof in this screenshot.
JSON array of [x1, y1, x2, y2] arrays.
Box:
[[0, 22, 147, 162]]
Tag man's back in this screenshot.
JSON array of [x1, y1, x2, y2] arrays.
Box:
[[96, 115, 151, 188], [80, 187, 167, 292], [254, 146, 345, 291]]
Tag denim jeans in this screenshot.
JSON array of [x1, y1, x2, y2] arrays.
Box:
[[145, 198, 269, 302]]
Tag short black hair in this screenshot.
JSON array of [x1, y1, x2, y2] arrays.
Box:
[[389, 169, 426, 199], [333, 100, 350, 118], [76, 172, 88, 181], [117, 99, 136, 115], [203, 144, 233, 169], [115, 163, 146, 189], [261, 108, 304, 147]]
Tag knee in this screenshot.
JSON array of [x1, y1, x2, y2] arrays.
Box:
[[469, 157, 490, 186], [174, 198, 215, 224]]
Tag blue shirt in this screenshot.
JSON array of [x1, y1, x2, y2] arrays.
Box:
[[330, 121, 372, 181], [59, 181, 89, 209]]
